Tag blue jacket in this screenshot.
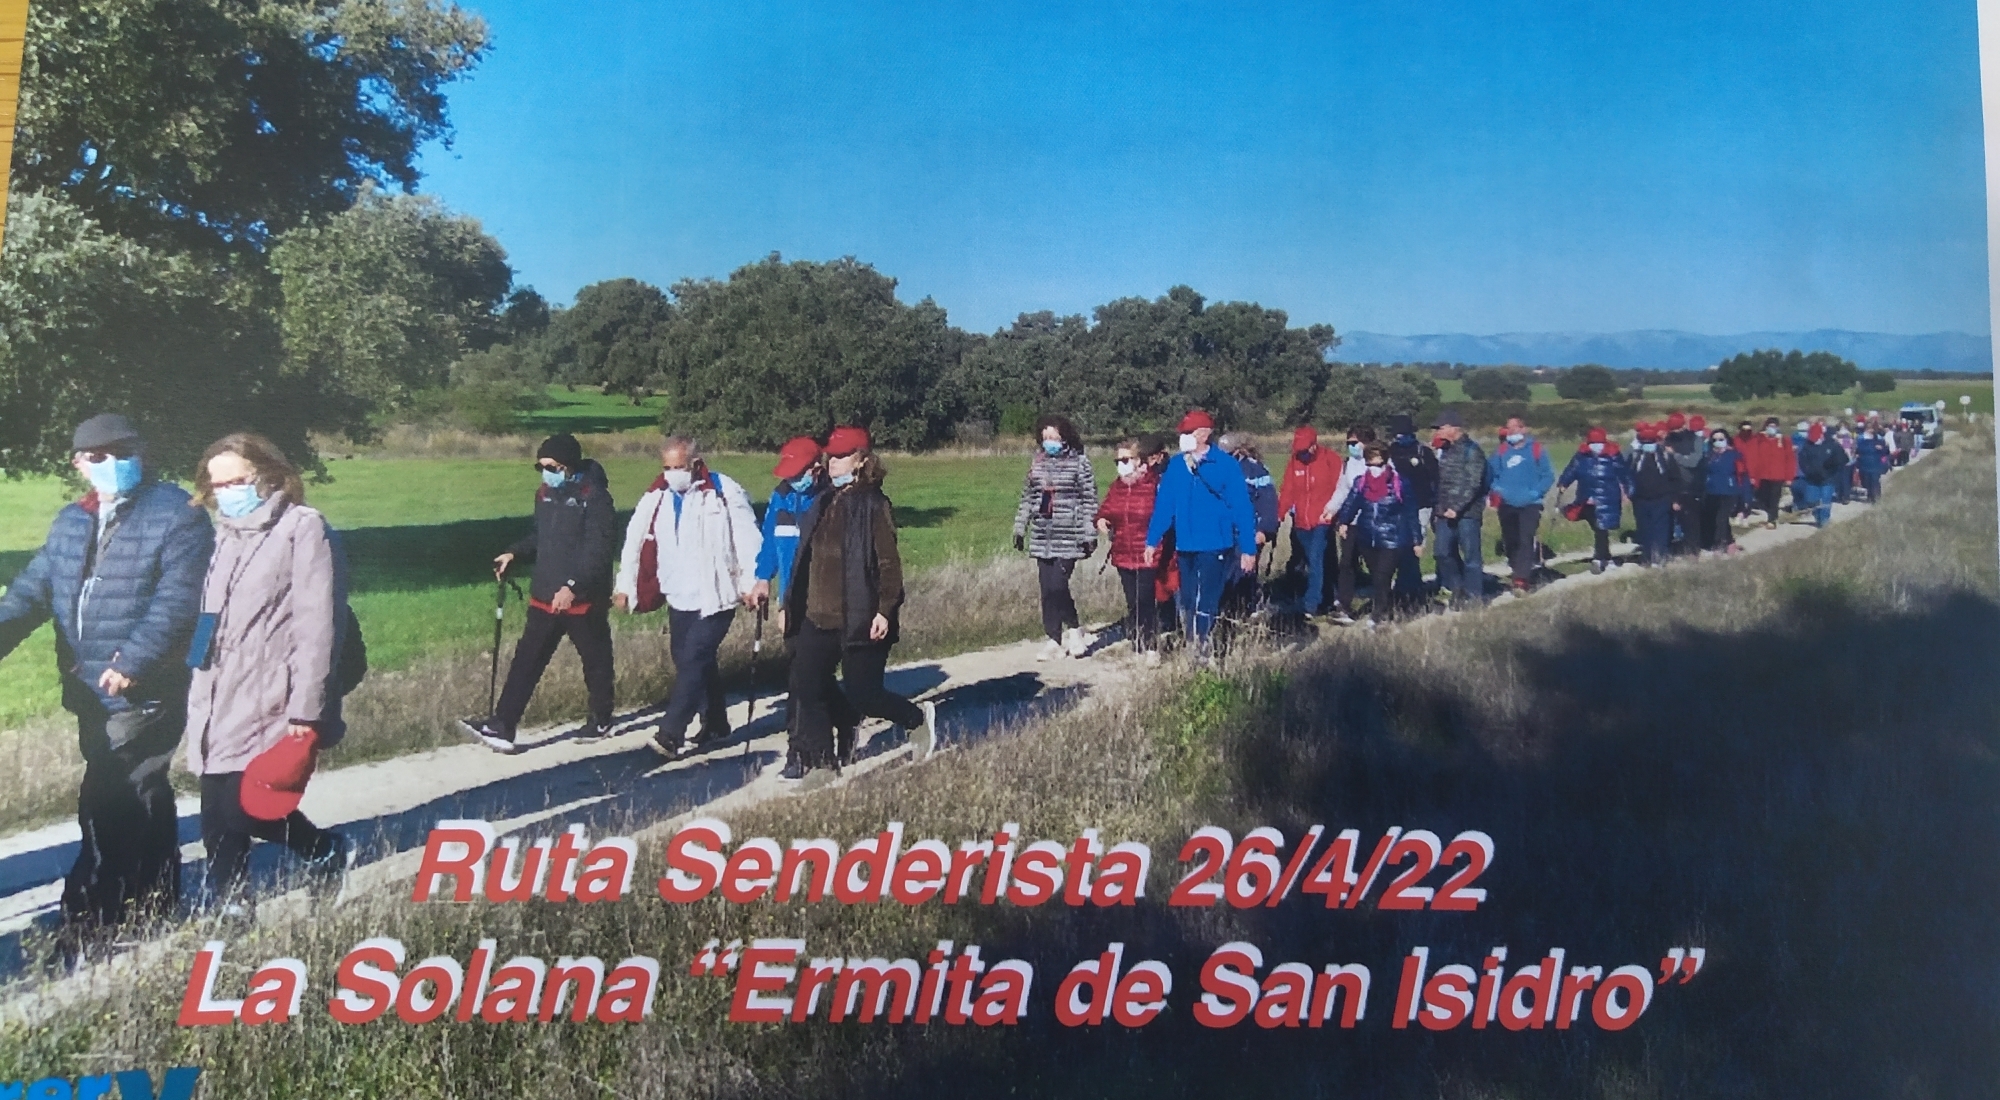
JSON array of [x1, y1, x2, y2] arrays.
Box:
[[1335, 469, 1422, 550], [1854, 435, 1892, 476], [1239, 455, 1280, 537], [1558, 446, 1633, 530], [1146, 449, 1259, 556], [754, 481, 824, 599], [0, 479, 213, 715], [1487, 438, 1556, 508], [1703, 447, 1751, 497]]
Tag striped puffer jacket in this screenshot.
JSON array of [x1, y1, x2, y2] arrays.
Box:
[[1013, 449, 1099, 559]]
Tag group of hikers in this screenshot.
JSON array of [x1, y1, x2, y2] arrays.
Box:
[[0, 400, 1923, 951]]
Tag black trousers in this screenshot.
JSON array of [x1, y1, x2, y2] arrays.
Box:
[[1117, 567, 1159, 652], [1756, 481, 1783, 524], [1036, 557, 1080, 642], [199, 772, 331, 902], [66, 700, 185, 929], [1701, 494, 1736, 550], [495, 604, 615, 732], [788, 622, 923, 767], [1497, 504, 1543, 581], [655, 606, 735, 744], [1362, 545, 1400, 621], [1592, 527, 1612, 561]]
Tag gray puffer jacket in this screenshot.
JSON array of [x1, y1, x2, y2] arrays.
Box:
[[186, 492, 350, 775], [1013, 449, 1099, 559]]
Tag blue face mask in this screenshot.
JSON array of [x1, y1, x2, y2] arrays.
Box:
[[1639, 442, 1657, 453], [1042, 440, 1063, 456], [215, 482, 264, 519], [1347, 443, 1363, 460], [830, 473, 855, 488], [540, 468, 569, 490], [790, 473, 817, 493], [84, 455, 142, 497]]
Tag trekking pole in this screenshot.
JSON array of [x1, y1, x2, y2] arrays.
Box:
[[745, 600, 766, 748], [486, 572, 508, 719]]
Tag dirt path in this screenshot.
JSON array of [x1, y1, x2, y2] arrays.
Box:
[[0, 455, 1911, 1000]]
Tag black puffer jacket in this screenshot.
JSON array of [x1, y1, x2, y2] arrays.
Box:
[[506, 459, 616, 605]]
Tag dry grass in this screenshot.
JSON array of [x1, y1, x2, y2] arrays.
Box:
[[3, 432, 1995, 1098]]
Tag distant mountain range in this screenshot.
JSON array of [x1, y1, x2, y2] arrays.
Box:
[[1329, 330, 1993, 373]]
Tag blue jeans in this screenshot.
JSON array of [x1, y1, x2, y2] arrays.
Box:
[[655, 606, 736, 745], [1803, 483, 1834, 526], [1634, 498, 1673, 564], [1430, 512, 1485, 604], [1176, 550, 1232, 648], [1291, 525, 1331, 613]]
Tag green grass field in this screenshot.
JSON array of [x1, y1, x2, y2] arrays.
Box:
[[0, 451, 1115, 729], [515, 385, 670, 435]]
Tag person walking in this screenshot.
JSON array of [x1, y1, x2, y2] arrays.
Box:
[[185, 433, 358, 913], [1795, 422, 1844, 528], [1384, 413, 1438, 611], [0, 414, 211, 946], [1097, 436, 1165, 666], [1013, 415, 1099, 661], [752, 436, 860, 765], [461, 433, 617, 753], [1429, 409, 1487, 606], [1486, 416, 1556, 594], [1831, 423, 1857, 505], [1892, 420, 1916, 468], [1666, 415, 1706, 552], [1218, 433, 1279, 619], [781, 427, 936, 782], [1626, 422, 1683, 567], [1144, 410, 1258, 661], [1700, 428, 1750, 554], [1739, 417, 1795, 529], [1558, 427, 1634, 574], [616, 435, 763, 757], [1334, 443, 1422, 626], [1276, 425, 1342, 617], [1320, 426, 1376, 624], [1853, 424, 1891, 503]]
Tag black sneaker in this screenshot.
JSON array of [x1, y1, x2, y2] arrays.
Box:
[[835, 726, 857, 767], [780, 757, 809, 781], [303, 832, 357, 898], [456, 718, 518, 755], [574, 719, 615, 743]]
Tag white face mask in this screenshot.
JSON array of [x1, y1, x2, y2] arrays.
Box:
[[1366, 464, 1386, 478], [664, 468, 693, 494], [1588, 442, 1605, 455], [1116, 459, 1138, 478], [1506, 432, 1525, 445], [1178, 433, 1199, 454]]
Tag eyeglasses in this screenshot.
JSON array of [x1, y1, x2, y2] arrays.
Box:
[[210, 474, 257, 489]]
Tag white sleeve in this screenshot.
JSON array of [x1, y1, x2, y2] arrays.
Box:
[[614, 491, 656, 602], [722, 476, 764, 596]]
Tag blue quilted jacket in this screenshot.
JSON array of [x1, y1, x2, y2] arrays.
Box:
[[0, 479, 213, 715], [1335, 469, 1422, 550], [1558, 447, 1634, 530]]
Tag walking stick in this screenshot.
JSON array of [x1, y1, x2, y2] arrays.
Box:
[[744, 600, 767, 747], [486, 571, 524, 719]]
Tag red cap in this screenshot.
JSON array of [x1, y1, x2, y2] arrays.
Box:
[[1665, 411, 1686, 430], [1586, 427, 1608, 445], [825, 425, 870, 457], [1291, 425, 1318, 450], [1689, 415, 1706, 432], [1807, 422, 1825, 442], [1177, 409, 1214, 432], [241, 733, 317, 821], [772, 436, 821, 480], [1636, 422, 1660, 442]]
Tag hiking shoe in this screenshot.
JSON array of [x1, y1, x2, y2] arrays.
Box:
[[1330, 609, 1356, 626], [1063, 627, 1096, 658], [457, 718, 518, 755], [1036, 639, 1063, 662], [646, 736, 677, 759], [1589, 560, 1606, 576], [779, 757, 809, 781], [574, 718, 615, 743]]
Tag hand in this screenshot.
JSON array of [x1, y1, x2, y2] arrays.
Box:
[[1336, 525, 1349, 541], [492, 552, 514, 579], [285, 723, 319, 745], [750, 580, 770, 607], [549, 585, 576, 612], [98, 667, 133, 696], [776, 607, 786, 633], [1239, 553, 1257, 574], [1319, 506, 1338, 525], [1441, 509, 1457, 521], [1095, 518, 1111, 537], [1142, 545, 1158, 568], [869, 613, 889, 641], [1013, 534, 1025, 552], [1255, 531, 1267, 547], [1671, 503, 1681, 512], [612, 592, 630, 612]]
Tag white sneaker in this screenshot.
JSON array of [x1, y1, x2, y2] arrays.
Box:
[[911, 700, 938, 760], [1036, 639, 1063, 662], [1064, 627, 1095, 658]]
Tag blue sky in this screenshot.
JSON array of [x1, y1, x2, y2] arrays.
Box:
[[416, 0, 1990, 337]]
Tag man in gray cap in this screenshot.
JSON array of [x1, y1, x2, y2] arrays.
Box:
[[0, 414, 212, 947], [1429, 408, 1489, 607]]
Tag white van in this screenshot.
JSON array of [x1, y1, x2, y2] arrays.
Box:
[[1899, 402, 1943, 449]]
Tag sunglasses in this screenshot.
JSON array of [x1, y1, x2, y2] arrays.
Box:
[[75, 448, 135, 464]]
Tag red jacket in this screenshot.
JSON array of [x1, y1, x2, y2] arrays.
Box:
[[1278, 447, 1345, 530], [1741, 433, 1797, 483], [1096, 468, 1160, 570]]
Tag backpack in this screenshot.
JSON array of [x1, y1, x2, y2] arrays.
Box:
[[333, 604, 367, 696]]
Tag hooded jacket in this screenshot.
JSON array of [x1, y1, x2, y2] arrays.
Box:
[[756, 479, 825, 599], [1797, 437, 1845, 485], [1238, 454, 1281, 537], [1386, 435, 1439, 510], [1012, 448, 1099, 559], [1854, 434, 1892, 475], [1559, 443, 1633, 530], [187, 493, 351, 774], [507, 458, 614, 609], [616, 468, 763, 618], [1488, 437, 1556, 509], [1096, 466, 1161, 571], [1626, 446, 1684, 502], [1334, 467, 1420, 550], [0, 478, 212, 719], [1277, 446, 1343, 530], [1146, 448, 1259, 557]]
